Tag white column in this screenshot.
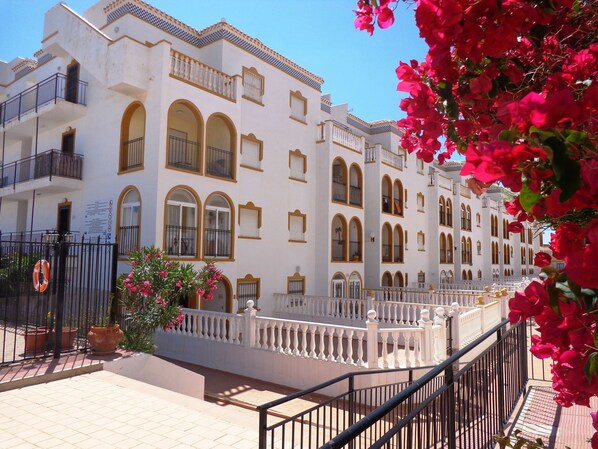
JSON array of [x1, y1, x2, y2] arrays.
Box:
[[366, 310, 379, 369]]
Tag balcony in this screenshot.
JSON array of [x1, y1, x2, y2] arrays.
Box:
[[0, 150, 83, 200], [170, 50, 236, 101], [364, 144, 403, 171], [165, 225, 197, 257], [317, 121, 365, 153], [0, 74, 87, 132], [206, 146, 233, 179], [204, 228, 231, 258], [167, 135, 200, 172]]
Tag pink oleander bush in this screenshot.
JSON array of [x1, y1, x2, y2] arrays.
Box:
[[354, 0, 597, 444], [118, 246, 221, 352]]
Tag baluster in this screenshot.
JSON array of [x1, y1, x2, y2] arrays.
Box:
[[214, 317, 221, 341], [300, 324, 308, 357], [327, 327, 335, 362], [382, 332, 389, 369], [309, 325, 317, 358], [285, 322, 292, 354], [356, 331, 365, 367], [208, 315, 214, 340], [271, 322, 278, 351], [336, 329, 344, 363], [346, 330, 354, 365], [318, 327, 326, 360], [393, 332, 400, 368]]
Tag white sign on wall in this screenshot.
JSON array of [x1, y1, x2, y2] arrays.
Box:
[[84, 199, 113, 241]]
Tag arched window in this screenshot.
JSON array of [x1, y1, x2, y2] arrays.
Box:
[[468, 270, 473, 280], [331, 273, 346, 298], [394, 271, 404, 287], [439, 233, 447, 263], [460, 204, 466, 230], [477, 240, 482, 255], [447, 234, 454, 263], [417, 231, 425, 251], [332, 215, 348, 262], [349, 164, 362, 206], [119, 102, 146, 172], [118, 187, 141, 255], [206, 114, 236, 180], [204, 193, 233, 258], [462, 269, 467, 281], [446, 199, 453, 226], [382, 223, 392, 262], [476, 212, 481, 227], [478, 270, 482, 279], [466, 238, 472, 264], [165, 187, 198, 257], [381, 271, 393, 287], [393, 179, 404, 216], [382, 176, 392, 213], [349, 217, 362, 261], [167, 101, 202, 173], [466, 206, 472, 230], [393, 225, 404, 263], [348, 272, 362, 299], [440, 270, 447, 284], [461, 237, 467, 264], [416, 192, 425, 212], [332, 158, 348, 203], [439, 196, 446, 225]]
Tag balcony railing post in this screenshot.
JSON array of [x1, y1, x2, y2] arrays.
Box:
[[244, 300, 256, 349], [49, 150, 54, 181], [13, 161, 17, 189], [419, 309, 434, 365], [366, 310, 379, 369]]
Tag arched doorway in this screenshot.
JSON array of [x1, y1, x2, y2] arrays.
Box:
[[201, 276, 232, 313]]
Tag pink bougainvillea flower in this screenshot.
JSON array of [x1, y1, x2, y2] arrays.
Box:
[[507, 221, 524, 233], [534, 252, 552, 267], [565, 243, 598, 288]]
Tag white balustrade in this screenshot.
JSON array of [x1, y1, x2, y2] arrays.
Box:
[[438, 174, 453, 191], [172, 308, 243, 344], [170, 50, 236, 101], [457, 308, 483, 348], [331, 123, 363, 153], [380, 147, 403, 170], [482, 301, 502, 331]]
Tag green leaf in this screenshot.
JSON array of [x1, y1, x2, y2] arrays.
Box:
[[499, 129, 519, 142], [529, 126, 555, 140], [545, 137, 581, 202], [565, 130, 587, 144], [547, 282, 562, 315], [584, 352, 598, 383], [520, 184, 543, 212]]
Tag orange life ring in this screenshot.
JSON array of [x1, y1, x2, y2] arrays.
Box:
[[33, 259, 50, 293]]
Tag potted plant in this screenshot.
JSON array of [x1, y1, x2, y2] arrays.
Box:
[[87, 294, 124, 355], [23, 320, 50, 355], [45, 312, 79, 351]]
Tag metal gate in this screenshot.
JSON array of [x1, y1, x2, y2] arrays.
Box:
[[0, 233, 117, 365]]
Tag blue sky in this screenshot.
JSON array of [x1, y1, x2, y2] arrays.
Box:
[[0, 0, 428, 123]]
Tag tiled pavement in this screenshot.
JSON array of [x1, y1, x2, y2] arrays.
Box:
[[1, 353, 597, 448]]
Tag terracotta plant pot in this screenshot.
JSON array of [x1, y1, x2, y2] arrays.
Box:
[[87, 325, 124, 355], [60, 327, 78, 350], [24, 327, 49, 354]]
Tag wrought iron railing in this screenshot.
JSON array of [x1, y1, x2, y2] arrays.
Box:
[[349, 185, 362, 206], [349, 240, 361, 261], [332, 238, 345, 261], [382, 195, 391, 213], [165, 225, 197, 257], [206, 146, 233, 179], [120, 137, 144, 171], [0, 150, 83, 189], [0, 73, 87, 127], [167, 135, 200, 172], [204, 228, 231, 258], [382, 244, 392, 262], [394, 244, 403, 263], [332, 180, 347, 202], [118, 225, 139, 256]]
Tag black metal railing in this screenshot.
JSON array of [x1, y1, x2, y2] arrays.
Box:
[[204, 228, 231, 258], [332, 238, 345, 261], [1, 150, 83, 189], [349, 241, 361, 261], [316, 321, 527, 449], [393, 198, 403, 215], [0, 73, 87, 127], [167, 135, 200, 172], [349, 185, 362, 206], [0, 235, 117, 365], [206, 145, 233, 179], [382, 244, 391, 262], [165, 225, 197, 257], [120, 137, 144, 171], [332, 180, 347, 202], [118, 226, 139, 256], [382, 195, 391, 213], [257, 365, 440, 449], [394, 244, 403, 263]]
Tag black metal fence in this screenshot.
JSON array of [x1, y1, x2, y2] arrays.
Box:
[[257, 320, 527, 449], [0, 235, 117, 364]]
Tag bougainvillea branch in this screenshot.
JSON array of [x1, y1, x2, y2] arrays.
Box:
[[355, 0, 598, 444]]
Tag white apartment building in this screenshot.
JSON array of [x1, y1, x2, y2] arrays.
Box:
[[0, 0, 540, 316]]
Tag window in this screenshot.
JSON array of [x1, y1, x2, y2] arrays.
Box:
[[240, 134, 262, 170], [289, 90, 307, 123], [418, 271, 426, 284], [238, 202, 261, 238], [118, 187, 141, 256], [288, 273, 305, 294], [381, 272, 393, 287], [447, 234, 454, 263], [461, 237, 467, 263], [446, 199, 453, 226], [417, 193, 425, 212], [289, 210, 306, 242], [477, 240, 482, 255], [382, 223, 392, 263], [416, 158, 424, 174], [204, 194, 232, 258], [348, 273, 361, 299], [467, 238, 472, 264], [382, 176, 392, 213], [289, 150, 307, 181], [332, 158, 348, 203], [237, 274, 260, 311], [242, 67, 264, 104], [466, 206, 472, 230], [331, 215, 347, 261], [491, 215, 498, 237], [439, 233, 447, 263], [332, 273, 346, 298], [439, 197, 446, 225], [167, 101, 202, 173], [461, 205, 467, 230], [393, 180, 404, 216], [349, 218, 362, 261], [165, 188, 198, 257], [349, 164, 362, 206], [119, 102, 145, 172], [476, 213, 481, 227], [393, 225, 404, 263], [417, 231, 425, 251], [206, 114, 235, 180]]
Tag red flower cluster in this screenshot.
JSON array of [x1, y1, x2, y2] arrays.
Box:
[[354, 0, 396, 35], [355, 0, 598, 437]]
